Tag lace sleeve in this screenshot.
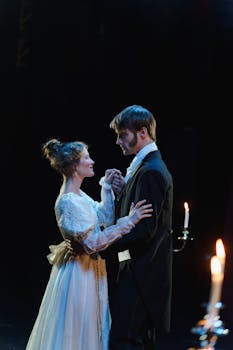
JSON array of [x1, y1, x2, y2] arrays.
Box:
[[55, 194, 134, 254], [90, 176, 115, 227], [81, 216, 135, 253]]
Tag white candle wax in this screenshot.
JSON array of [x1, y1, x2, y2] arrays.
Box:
[[184, 202, 189, 229], [207, 256, 223, 323], [216, 238, 226, 275]]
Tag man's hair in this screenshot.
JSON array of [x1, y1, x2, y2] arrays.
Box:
[[110, 104, 156, 141]]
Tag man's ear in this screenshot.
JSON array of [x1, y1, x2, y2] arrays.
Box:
[[139, 127, 147, 138]]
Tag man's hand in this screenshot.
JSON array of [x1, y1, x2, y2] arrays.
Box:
[[111, 170, 125, 196], [105, 168, 122, 184], [104, 168, 125, 196]]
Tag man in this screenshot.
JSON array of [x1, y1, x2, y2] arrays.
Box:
[[101, 104, 174, 349]]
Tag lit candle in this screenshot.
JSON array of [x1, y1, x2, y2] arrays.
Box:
[[207, 256, 224, 325], [216, 238, 226, 275], [184, 202, 189, 229]]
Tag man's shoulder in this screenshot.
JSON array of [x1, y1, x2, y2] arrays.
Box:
[[143, 151, 164, 169], [141, 155, 172, 180]]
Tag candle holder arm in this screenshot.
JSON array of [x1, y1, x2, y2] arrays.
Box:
[[173, 228, 194, 253]]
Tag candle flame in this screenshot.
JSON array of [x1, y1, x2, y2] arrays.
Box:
[[184, 202, 189, 211], [216, 239, 225, 259], [211, 256, 221, 275]]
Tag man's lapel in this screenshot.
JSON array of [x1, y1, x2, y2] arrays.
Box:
[[124, 161, 143, 189]]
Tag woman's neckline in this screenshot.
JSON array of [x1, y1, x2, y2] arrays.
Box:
[[61, 190, 83, 197]]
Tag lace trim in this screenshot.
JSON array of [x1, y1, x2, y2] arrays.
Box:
[[99, 176, 112, 190]]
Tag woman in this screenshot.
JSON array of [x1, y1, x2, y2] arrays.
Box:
[[25, 138, 152, 350]]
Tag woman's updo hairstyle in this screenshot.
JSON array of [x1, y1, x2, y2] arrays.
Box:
[[42, 138, 87, 177]]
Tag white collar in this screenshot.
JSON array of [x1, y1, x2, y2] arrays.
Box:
[[135, 142, 158, 162], [124, 142, 158, 183]]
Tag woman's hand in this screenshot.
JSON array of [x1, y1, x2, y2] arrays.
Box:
[[105, 168, 122, 184], [105, 169, 126, 196], [128, 199, 153, 225]]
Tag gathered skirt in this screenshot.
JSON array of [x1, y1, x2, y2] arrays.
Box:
[[26, 253, 110, 350]]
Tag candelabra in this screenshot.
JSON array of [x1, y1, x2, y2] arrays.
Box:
[[173, 228, 194, 253], [187, 303, 229, 349]]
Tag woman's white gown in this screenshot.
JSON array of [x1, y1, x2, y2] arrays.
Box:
[[25, 181, 134, 350]]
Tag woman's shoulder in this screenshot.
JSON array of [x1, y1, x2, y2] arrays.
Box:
[[59, 191, 86, 199], [55, 192, 85, 208]]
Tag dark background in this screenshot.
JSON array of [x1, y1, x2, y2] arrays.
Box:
[[1, 0, 233, 349]]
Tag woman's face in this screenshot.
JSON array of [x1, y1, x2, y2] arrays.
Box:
[[76, 147, 95, 178]]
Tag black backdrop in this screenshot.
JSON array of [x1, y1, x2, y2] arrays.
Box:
[[1, 0, 233, 346]]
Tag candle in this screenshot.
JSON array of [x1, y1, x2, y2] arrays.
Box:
[[216, 238, 226, 275], [207, 255, 224, 325], [184, 202, 189, 229]]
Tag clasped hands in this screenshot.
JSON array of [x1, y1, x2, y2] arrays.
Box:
[[104, 168, 125, 196]]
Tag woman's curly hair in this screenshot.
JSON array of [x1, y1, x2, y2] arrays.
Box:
[[42, 138, 87, 177]]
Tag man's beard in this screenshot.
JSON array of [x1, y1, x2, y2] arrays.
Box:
[[128, 132, 137, 148], [122, 133, 137, 155]]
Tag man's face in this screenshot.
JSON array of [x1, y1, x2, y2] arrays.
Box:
[[115, 128, 138, 155]]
